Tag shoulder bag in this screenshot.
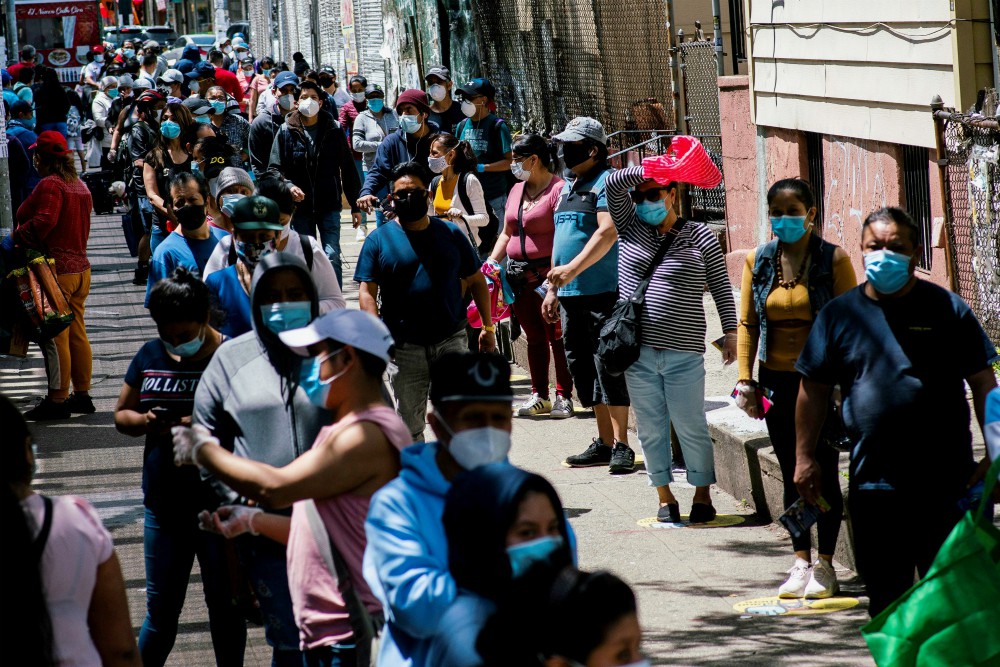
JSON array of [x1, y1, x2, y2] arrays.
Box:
[[597, 220, 686, 376]]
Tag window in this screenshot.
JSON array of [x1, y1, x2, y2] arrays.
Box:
[[901, 144, 932, 269], [18, 18, 67, 50], [804, 131, 825, 227]]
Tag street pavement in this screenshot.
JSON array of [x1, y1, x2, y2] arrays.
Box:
[[1, 211, 877, 665]]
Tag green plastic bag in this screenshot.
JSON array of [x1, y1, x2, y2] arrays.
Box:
[[862, 457, 1000, 666]]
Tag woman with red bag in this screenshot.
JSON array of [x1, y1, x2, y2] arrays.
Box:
[[14, 131, 95, 421]]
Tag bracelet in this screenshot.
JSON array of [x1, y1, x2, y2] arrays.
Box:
[[482, 324, 496, 333]]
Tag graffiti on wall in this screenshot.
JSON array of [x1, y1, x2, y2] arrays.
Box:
[[822, 137, 895, 257]]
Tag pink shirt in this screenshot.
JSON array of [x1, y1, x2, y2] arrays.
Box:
[[503, 176, 564, 263], [22, 493, 114, 667], [286, 406, 412, 649]]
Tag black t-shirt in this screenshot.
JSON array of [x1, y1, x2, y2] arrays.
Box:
[[124, 339, 221, 523], [152, 153, 192, 227], [796, 281, 997, 497], [129, 121, 158, 197]]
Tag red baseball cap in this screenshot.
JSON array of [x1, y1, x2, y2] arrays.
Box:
[[30, 131, 71, 156], [92, 45, 105, 54]]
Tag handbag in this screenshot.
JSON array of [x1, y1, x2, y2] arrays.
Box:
[[861, 457, 1000, 666], [597, 219, 686, 376], [4, 248, 75, 343]]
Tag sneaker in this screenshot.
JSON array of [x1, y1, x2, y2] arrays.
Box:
[[778, 558, 813, 598], [608, 441, 636, 474], [355, 226, 368, 242], [64, 393, 96, 414], [24, 397, 71, 421], [132, 262, 149, 286], [516, 393, 552, 417], [804, 558, 839, 599], [564, 438, 613, 467], [550, 395, 574, 419]]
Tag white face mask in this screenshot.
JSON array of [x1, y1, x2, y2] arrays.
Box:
[[434, 410, 511, 470], [298, 98, 320, 117], [352, 91, 366, 103], [428, 83, 448, 102], [460, 100, 478, 118]]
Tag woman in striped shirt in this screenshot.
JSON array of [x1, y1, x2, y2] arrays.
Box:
[[606, 165, 737, 524]]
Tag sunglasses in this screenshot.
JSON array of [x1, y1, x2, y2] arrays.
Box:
[[629, 188, 667, 204], [389, 189, 429, 201]]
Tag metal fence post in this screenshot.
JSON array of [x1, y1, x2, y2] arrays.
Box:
[[930, 95, 959, 293]]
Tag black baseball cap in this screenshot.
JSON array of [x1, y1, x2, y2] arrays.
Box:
[[456, 78, 496, 100], [430, 353, 513, 404], [231, 195, 283, 231]]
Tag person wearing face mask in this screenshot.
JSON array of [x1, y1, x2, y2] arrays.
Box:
[[427, 134, 492, 254], [734, 178, 855, 598], [113, 267, 246, 667], [794, 206, 999, 618], [191, 252, 329, 666], [247, 56, 275, 122], [317, 64, 351, 113], [363, 352, 514, 667], [488, 134, 574, 419], [83, 46, 106, 94], [235, 57, 259, 116], [204, 175, 346, 311], [604, 157, 738, 524], [172, 309, 409, 666], [268, 79, 363, 286], [481, 568, 645, 667], [204, 195, 286, 337], [207, 50, 244, 103], [8, 99, 39, 148], [352, 84, 399, 229], [156, 68, 186, 103], [429, 463, 577, 667], [205, 84, 250, 160], [142, 102, 195, 253], [209, 165, 254, 226], [355, 162, 497, 440], [454, 78, 514, 226], [129, 89, 167, 285], [424, 66, 464, 134], [338, 74, 370, 239], [145, 171, 228, 307], [356, 89, 441, 216], [249, 71, 299, 178], [543, 117, 634, 475]]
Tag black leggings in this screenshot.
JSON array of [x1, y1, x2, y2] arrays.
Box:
[[759, 366, 844, 555]]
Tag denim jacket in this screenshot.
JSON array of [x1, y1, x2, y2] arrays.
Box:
[[750, 234, 837, 363]]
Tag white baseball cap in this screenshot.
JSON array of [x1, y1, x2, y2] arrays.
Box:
[[279, 310, 394, 363]]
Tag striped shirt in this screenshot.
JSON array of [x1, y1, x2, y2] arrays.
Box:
[[607, 167, 737, 353]]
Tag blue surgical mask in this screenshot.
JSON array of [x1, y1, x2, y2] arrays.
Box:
[[123, 49, 135, 58], [368, 98, 384, 113], [95, 54, 105, 63], [635, 199, 668, 226], [864, 249, 913, 294], [297, 349, 345, 408], [210, 100, 226, 115], [259, 301, 312, 335], [107, 88, 120, 99], [162, 327, 205, 358], [195, 114, 212, 124], [220, 193, 245, 217], [770, 215, 810, 244], [261, 68, 272, 77], [507, 536, 564, 579], [160, 120, 181, 139], [399, 114, 421, 134]]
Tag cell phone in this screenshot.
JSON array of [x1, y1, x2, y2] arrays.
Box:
[[150, 407, 179, 423], [778, 496, 831, 539], [380, 196, 394, 215]]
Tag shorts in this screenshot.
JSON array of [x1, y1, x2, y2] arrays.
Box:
[[559, 292, 630, 408], [65, 135, 84, 151]]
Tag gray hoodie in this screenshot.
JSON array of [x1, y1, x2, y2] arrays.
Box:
[[193, 253, 331, 501], [352, 107, 400, 171]]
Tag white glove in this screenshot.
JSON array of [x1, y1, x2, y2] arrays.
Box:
[[197, 510, 221, 534], [734, 381, 760, 418], [210, 505, 262, 538], [172, 424, 217, 467]]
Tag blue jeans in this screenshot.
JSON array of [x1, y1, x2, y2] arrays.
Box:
[[236, 534, 303, 666], [624, 346, 717, 488], [149, 222, 168, 255], [354, 160, 367, 226], [292, 210, 342, 286], [39, 121, 68, 138], [302, 645, 356, 667], [486, 194, 508, 225], [139, 508, 246, 667]]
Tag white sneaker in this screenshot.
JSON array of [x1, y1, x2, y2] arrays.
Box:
[[550, 394, 574, 419], [778, 558, 812, 598], [804, 558, 839, 599], [517, 393, 552, 416], [355, 226, 368, 242]]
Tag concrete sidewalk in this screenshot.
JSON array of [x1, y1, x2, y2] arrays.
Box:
[[1, 211, 877, 665]]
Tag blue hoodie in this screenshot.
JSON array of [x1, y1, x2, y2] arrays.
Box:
[[363, 441, 455, 667], [358, 120, 441, 199]]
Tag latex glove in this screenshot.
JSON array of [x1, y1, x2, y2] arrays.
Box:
[[212, 505, 262, 538], [172, 424, 216, 467], [197, 510, 221, 534], [734, 381, 762, 420]]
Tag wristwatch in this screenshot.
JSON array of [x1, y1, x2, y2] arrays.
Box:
[[482, 324, 496, 333]]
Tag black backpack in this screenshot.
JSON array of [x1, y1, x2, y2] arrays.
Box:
[[456, 116, 517, 192], [430, 172, 499, 258]]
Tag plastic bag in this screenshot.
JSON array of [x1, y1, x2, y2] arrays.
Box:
[[642, 135, 722, 188]]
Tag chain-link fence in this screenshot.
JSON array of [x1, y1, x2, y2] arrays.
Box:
[[470, 0, 674, 136], [679, 42, 724, 221], [934, 99, 1000, 345]]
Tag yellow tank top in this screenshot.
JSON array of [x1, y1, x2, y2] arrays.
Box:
[[433, 177, 456, 216]]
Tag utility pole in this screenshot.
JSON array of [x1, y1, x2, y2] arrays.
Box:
[[711, 0, 724, 75], [0, 111, 13, 236], [666, 0, 684, 134], [5, 0, 19, 65]]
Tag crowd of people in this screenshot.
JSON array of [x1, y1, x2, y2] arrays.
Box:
[[3, 27, 999, 667]]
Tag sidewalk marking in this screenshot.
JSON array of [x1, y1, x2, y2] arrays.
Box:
[[636, 514, 746, 530], [733, 596, 860, 616]]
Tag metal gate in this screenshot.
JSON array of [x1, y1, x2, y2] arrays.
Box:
[[678, 41, 725, 222], [932, 94, 1000, 344]]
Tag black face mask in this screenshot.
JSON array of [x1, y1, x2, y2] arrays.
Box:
[[392, 191, 429, 224], [560, 142, 595, 170], [318, 77, 334, 89], [174, 204, 206, 230]]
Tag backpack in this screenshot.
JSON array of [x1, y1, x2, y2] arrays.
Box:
[[456, 116, 517, 192], [430, 172, 499, 258], [66, 106, 81, 135]]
